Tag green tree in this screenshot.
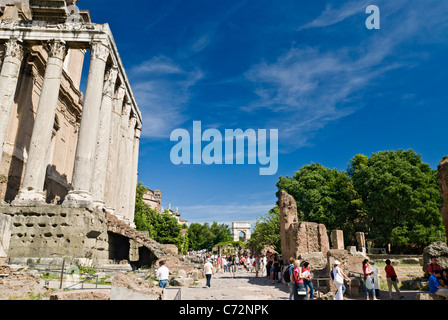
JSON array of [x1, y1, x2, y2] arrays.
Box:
[[276, 163, 367, 245], [348, 149, 444, 249], [134, 182, 155, 237], [133, 182, 186, 251], [187, 222, 232, 251], [247, 206, 281, 253]]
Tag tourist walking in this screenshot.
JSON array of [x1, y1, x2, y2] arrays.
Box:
[[261, 254, 267, 276], [272, 255, 280, 283], [217, 255, 222, 273], [384, 259, 403, 300], [255, 255, 261, 277], [292, 259, 306, 300], [156, 260, 169, 289], [302, 261, 314, 300], [332, 260, 351, 300], [370, 260, 380, 299], [362, 259, 377, 300], [285, 257, 295, 300], [204, 258, 215, 288], [266, 256, 272, 279], [222, 255, 228, 273]]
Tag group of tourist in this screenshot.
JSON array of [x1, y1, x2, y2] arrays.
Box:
[[156, 253, 448, 301], [361, 258, 403, 300], [213, 254, 264, 277], [284, 257, 316, 300], [427, 256, 448, 300]]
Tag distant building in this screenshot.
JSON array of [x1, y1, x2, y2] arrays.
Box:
[[142, 188, 161, 212], [142, 188, 188, 226]]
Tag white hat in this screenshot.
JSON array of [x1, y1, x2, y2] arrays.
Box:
[[334, 260, 341, 265]]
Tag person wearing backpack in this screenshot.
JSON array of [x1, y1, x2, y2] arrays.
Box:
[[284, 257, 295, 300], [291, 259, 307, 300]]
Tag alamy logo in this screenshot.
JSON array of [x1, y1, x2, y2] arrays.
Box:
[[170, 121, 278, 176], [365, 5, 380, 30]]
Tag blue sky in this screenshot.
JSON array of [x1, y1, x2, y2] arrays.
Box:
[[82, 0, 448, 226]]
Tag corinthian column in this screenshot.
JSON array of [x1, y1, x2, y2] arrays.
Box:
[[104, 84, 125, 213], [121, 114, 137, 223], [114, 102, 131, 221], [0, 39, 23, 162], [13, 40, 67, 205], [92, 65, 118, 209], [128, 124, 141, 228], [63, 41, 110, 209]]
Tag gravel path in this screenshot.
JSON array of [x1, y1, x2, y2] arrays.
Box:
[[178, 270, 290, 300]]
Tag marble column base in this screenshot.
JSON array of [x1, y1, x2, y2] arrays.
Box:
[[62, 190, 93, 210], [92, 200, 107, 212], [12, 189, 46, 207]]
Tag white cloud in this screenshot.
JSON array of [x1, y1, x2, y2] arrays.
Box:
[[130, 56, 203, 139], [299, 0, 372, 30], [244, 0, 448, 150]]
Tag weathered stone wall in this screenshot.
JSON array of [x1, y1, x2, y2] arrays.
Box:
[[279, 190, 330, 261], [1, 205, 109, 262], [278, 190, 299, 261], [437, 157, 448, 240]]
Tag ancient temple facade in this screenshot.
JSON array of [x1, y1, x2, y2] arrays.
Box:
[[0, 0, 141, 225], [0, 1, 165, 267]]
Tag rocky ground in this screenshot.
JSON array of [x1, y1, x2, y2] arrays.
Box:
[[0, 263, 429, 300]]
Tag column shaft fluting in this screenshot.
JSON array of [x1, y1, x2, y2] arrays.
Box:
[[63, 41, 110, 208], [13, 40, 67, 205], [121, 115, 137, 223], [0, 39, 23, 162], [92, 66, 118, 209], [104, 85, 125, 214], [114, 102, 131, 220], [128, 125, 141, 227]]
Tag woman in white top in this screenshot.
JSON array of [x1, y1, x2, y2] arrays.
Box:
[[332, 260, 351, 300], [370, 260, 380, 299]]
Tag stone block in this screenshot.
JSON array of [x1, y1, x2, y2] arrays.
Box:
[[110, 286, 162, 300], [171, 276, 194, 287], [50, 289, 110, 300], [331, 230, 344, 250], [416, 292, 445, 301]]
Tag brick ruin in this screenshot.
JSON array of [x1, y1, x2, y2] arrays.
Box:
[[279, 190, 367, 293]]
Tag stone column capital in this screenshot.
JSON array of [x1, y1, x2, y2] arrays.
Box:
[[122, 102, 132, 117], [91, 41, 110, 63], [114, 84, 126, 101], [135, 126, 142, 139], [46, 40, 67, 61], [103, 65, 118, 98], [129, 114, 137, 130], [4, 38, 24, 61]]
